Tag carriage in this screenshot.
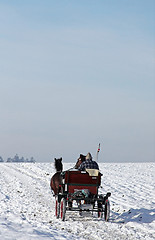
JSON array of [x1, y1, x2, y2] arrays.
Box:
[[55, 169, 111, 221]]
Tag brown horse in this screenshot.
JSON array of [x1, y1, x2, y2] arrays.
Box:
[[50, 158, 63, 196], [50, 154, 86, 196]]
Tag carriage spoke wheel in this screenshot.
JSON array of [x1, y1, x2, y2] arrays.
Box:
[[55, 196, 60, 219], [60, 198, 66, 221], [104, 200, 110, 221]]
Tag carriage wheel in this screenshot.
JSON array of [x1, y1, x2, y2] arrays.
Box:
[[104, 200, 110, 221], [60, 198, 66, 221], [55, 196, 60, 218], [98, 202, 103, 218]]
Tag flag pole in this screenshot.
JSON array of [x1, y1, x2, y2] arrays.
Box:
[[96, 143, 100, 161]]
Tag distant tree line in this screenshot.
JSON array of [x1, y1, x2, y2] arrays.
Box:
[[0, 154, 36, 163]]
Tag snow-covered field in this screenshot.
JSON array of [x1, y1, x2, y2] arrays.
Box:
[[0, 162, 154, 240]]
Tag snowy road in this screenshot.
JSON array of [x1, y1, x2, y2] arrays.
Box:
[[0, 162, 154, 240]]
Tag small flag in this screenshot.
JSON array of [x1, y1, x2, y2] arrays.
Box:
[[96, 143, 100, 161], [97, 143, 100, 153]]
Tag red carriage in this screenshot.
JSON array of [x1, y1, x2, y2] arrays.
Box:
[[54, 169, 111, 221]]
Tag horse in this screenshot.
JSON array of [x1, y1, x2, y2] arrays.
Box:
[[50, 158, 63, 196], [50, 154, 86, 196], [74, 154, 86, 169]]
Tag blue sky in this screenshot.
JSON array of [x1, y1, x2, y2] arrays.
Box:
[[0, 0, 155, 162]]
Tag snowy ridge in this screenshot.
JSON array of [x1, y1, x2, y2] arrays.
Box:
[[0, 162, 154, 240]]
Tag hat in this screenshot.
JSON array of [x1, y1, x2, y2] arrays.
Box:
[[86, 152, 92, 160]]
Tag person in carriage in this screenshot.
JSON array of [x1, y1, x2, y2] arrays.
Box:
[[78, 152, 99, 171]]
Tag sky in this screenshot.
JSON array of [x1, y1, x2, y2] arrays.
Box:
[[0, 0, 155, 163]]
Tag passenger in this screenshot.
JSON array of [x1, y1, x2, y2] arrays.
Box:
[[75, 154, 86, 169], [78, 152, 99, 171]]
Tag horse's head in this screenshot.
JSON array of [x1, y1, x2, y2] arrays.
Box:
[[54, 157, 63, 172], [75, 154, 86, 169]]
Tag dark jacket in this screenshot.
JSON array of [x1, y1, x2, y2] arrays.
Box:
[[78, 159, 99, 171]]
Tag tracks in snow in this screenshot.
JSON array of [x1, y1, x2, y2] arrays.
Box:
[[0, 163, 154, 240]]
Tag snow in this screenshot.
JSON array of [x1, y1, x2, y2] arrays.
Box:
[[0, 162, 154, 240]]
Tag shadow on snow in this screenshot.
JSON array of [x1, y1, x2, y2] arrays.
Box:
[[112, 208, 155, 224]]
